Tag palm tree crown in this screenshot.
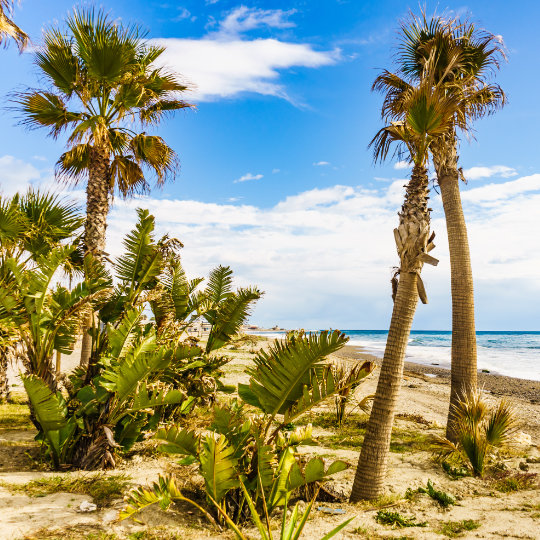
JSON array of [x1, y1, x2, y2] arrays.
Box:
[[15, 8, 192, 199]]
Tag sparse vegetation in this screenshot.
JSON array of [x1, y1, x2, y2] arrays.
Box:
[[417, 480, 456, 508], [433, 391, 517, 476], [1, 473, 131, 507], [490, 471, 538, 493], [375, 510, 427, 528], [437, 519, 481, 538], [0, 394, 32, 430]]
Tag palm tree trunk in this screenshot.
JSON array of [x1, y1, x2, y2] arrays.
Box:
[[350, 271, 419, 500], [0, 349, 10, 403], [350, 164, 435, 501], [80, 145, 110, 367], [433, 136, 477, 442]]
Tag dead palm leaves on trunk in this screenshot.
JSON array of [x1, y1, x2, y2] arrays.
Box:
[[433, 389, 517, 476]]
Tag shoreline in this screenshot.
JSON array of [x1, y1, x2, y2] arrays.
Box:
[[333, 344, 540, 403]]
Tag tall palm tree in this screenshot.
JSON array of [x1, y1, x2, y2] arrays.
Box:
[[14, 8, 192, 365], [380, 14, 506, 440], [0, 0, 28, 50], [15, 8, 192, 259], [349, 78, 467, 501]]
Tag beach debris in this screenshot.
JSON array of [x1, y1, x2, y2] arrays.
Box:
[[519, 461, 529, 471], [512, 432, 532, 446], [317, 506, 346, 514], [79, 501, 97, 512]]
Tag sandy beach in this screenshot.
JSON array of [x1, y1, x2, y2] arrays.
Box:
[[1, 336, 539, 539]]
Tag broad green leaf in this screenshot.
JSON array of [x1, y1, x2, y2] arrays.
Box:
[[155, 425, 200, 456], [200, 433, 239, 503]]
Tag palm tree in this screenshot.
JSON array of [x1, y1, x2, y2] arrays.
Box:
[[350, 79, 465, 501], [14, 8, 192, 365], [381, 14, 506, 440], [15, 8, 192, 258], [0, 0, 28, 50]]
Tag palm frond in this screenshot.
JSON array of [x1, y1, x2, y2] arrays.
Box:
[[205, 287, 262, 352], [238, 330, 348, 417], [0, 0, 28, 51]]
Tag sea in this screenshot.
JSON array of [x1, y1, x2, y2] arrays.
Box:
[[253, 330, 540, 382]]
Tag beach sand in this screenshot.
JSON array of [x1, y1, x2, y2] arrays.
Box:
[[1, 337, 539, 539], [333, 344, 540, 443]]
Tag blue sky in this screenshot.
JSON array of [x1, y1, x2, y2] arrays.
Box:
[[1, 0, 540, 330]]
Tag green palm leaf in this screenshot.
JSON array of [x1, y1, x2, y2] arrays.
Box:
[[115, 208, 162, 294], [205, 287, 262, 352], [155, 425, 200, 456], [238, 330, 348, 417]]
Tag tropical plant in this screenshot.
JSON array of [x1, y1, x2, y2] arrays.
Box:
[[121, 473, 354, 540], [433, 390, 516, 476], [7, 208, 261, 469], [332, 361, 373, 426], [376, 12, 506, 440], [0, 191, 87, 398], [15, 8, 191, 259], [0, 244, 108, 391], [0, 0, 28, 50], [126, 331, 374, 533], [350, 75, 475, 500]]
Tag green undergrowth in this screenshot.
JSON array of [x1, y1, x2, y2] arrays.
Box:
[[490, 471, 538, 493], [437, 519, 481, 537], [300, 412, 436, 453], [375, 510, 428, 528], [1, 473, 131, 507], [0, 393, 33, 430]]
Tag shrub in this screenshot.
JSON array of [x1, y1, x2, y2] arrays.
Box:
[[433, 391, 516, 476]]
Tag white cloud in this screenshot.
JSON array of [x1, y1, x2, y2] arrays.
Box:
[[152, 7, 339, 102], [234, 172, 263, 183], [98, 172, 540, 329], [2, 155, 539, 330], [272, 168, 280, 174], [215, 6, 296, 38], [462, 173, 540, 204], [394, 160, 411, 170], [462, 165, 517, 180], [172, 7, 191, 21], [313, 161, 330, 166], [0, 155, 41, 197]]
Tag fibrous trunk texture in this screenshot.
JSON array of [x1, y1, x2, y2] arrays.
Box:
[[0, 350, 10, 402], [432, 135, 477, 442], [350, 164, 436, 501], [80, 145, 110, 367]]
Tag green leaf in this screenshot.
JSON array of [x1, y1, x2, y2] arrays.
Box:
[[108, 308, 143, 358], [287, 458, 349, 491], [131, 385, 186, 413], [155, 425, 200, 456], [199, 433, 239, 503], [205, 287, 262, 352], [22, 375, 68, 462]]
